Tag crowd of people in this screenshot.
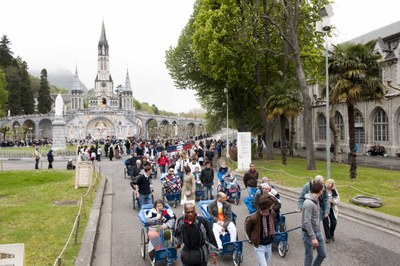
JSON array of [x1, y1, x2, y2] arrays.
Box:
[[26, 134, 341, 266]]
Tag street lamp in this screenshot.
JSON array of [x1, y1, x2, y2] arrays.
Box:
[[316, 4, 334, 180], [224, 88, 229, 158]]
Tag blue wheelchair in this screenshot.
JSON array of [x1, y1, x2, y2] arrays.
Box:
[[138, 203, 178, 265], [198, 200, 244, 266]]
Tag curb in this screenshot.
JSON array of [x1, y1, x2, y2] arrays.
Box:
[[75, 175, 108, 266], [273, 184, 400, 236]]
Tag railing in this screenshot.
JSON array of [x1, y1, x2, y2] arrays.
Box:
[[53, 165, 101, 266]]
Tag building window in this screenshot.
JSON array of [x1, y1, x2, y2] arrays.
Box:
[[373, 108, 388, 142], [334, 112, 345, 140], [354, 111, 364, 143], [317, 114, 326, 140]]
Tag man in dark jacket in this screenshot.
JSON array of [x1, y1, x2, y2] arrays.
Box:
[[175, 202, 217, 266], [134, 166, 153, 206], [207, 192, 237, 250], [47, 149, 54, 169], [200, 161, 215, 200], [245, 194, 276, 266], [243, 163, 259, 196]]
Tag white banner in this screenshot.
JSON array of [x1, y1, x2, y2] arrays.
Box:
[[237, 132, 251, 171]]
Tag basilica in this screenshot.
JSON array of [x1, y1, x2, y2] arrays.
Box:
[[0, 21, 203, 142]]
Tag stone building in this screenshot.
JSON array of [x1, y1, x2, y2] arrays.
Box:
[[0, 21, 204, 141], [275, 20, 400, 157]]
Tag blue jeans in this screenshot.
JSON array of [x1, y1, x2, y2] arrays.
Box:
[[203, 185, 214, 200], [139, 193, 153, 207], [254, 244, 272, 266], [302, 230, 326, 266]]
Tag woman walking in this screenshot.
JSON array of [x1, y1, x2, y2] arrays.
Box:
[[323, 179, 340, 243], [181, 166, 196, 205]]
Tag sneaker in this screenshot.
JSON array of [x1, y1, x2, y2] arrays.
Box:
[[325, 239, 332, 244]]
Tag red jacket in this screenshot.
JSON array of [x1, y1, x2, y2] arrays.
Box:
[[158, 156, 170, 166]]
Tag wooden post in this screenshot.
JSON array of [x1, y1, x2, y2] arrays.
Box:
[[57, 257, 62, 266], [0, 161, 3, 171], [82, 196, 86, 218]]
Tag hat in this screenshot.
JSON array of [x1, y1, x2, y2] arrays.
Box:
[[261, 177, 269, 183]]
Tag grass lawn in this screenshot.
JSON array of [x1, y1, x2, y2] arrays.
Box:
[[0, 169, 99, 265], [229, 156, 400, 217]]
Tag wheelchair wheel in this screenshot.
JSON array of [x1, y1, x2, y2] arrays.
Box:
[[124, 168, 127, 179], [278, 241, 288, 258], [232, 250, 243, 266], [140, 228, 147, 259]]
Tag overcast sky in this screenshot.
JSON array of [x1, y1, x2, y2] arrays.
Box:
[[1, 0, 399, 113]]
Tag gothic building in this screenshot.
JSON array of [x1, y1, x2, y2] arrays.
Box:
[[0, 21, 203, 141], [285, 20, 400, 157]]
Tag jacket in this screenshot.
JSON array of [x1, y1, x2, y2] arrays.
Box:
[[245, 210, 274, 247], [207, 200, 233, 229], [243, 170, 259, 188], [298, 181, 330, 220], [200, 168, 214, 186], [301, 193, 321, 240], [329, 188, 340, 219]]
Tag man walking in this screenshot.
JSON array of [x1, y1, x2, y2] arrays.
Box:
[[200, 161, 215, 200], [34, 147, 41, 169], [302, 181, 327, 266], [243, 163, 259, 196], [175, 202, 217, 266], [134, 166, 153, 206]]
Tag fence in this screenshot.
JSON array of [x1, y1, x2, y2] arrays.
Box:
[[53, 165, 101, 266]]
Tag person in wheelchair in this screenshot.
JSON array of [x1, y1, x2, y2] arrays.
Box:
[[207, 192, 237, 250], [252, 183, 281, 223], [162, 168, 182, 195], [146, 199, 176, 260], [222, 170, 238, 192]]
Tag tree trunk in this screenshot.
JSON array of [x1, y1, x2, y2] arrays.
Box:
[[329, 107, 341, 162], [289, 116, 296, 157], [347, 102, 357, 179], [292, 54, 315, 170], [280, 115, 287, 165]]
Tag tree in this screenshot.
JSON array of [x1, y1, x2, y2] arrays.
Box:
[[263, 0, 328, 170], [0, 70, 8, 116], [265, 81, 302, 165], [0, 35, 13, 68], [328, 41, 386, 179], [0, 125, 10, 140], [37, 69, 52, 114], [18, 59, 34, 114], [5, 64, 23, 116]]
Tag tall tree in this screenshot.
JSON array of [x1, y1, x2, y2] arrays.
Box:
[[0, 35, 13, 68], [328, 41, 386, 179], [18, 59, 35, 114], [0, 70, 8, 116], [38, 69, 52, 114], [263, 0, 328, 170], [5, 64, 23, 116]]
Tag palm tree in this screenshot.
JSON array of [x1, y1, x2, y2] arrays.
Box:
[[328, 41, 386, 179], [265, 82, 302, 165]]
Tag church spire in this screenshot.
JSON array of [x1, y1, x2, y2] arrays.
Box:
[[98, 20, 109, 56], [72, 66, 82, 92], [124, 69, 132, 92]]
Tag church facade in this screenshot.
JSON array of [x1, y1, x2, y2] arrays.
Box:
[[0, 21, 203, 141], [275, 20, 400, 157]]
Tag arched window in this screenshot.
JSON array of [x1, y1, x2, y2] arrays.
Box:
[[317, 114, 326, 140], [334, 112, 345, 140], [373, 108, 388, 142], [354, 111, 365, 144]]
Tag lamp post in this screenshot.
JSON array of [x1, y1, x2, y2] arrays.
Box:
[[316, 4, 334, 180], [224, 88, 229, 158]]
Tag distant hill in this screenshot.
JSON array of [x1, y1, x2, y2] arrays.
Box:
[[30, 68, 88, 96]]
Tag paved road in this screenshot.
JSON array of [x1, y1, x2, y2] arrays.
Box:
[[2, 157, 400, 265], [92, 157, 400, 266]]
